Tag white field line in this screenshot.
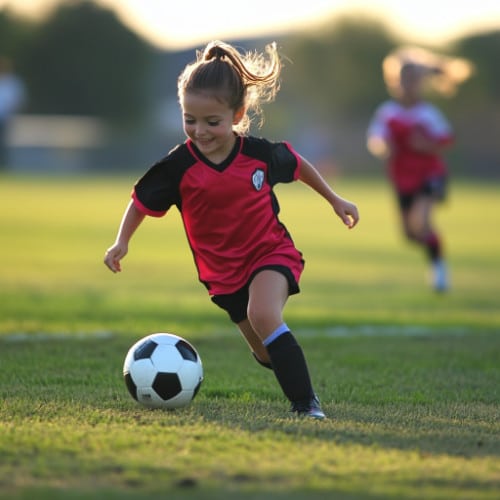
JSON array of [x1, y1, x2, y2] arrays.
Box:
[[1, 331, 114, 342], [0, 325, 478, 343], [298, 325, 472, 337]]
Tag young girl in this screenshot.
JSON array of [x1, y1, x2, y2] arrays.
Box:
[[366, 46, 472, 292], [104, 40, 359, 419]]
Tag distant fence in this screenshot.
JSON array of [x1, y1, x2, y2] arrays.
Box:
[[6, 115, 108, 172]]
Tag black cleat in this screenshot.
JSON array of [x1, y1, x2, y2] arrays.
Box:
[[290, 394, 326, 420]]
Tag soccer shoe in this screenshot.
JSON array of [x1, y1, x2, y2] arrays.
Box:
[[290, 395, 326, 420], [432, 260, 449, 292]]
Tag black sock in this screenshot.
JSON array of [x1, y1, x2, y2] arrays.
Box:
[[424, 232, 442, 261], [266, 332, 314, 403]]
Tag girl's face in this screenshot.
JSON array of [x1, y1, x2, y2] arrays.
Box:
[[399, 64, 423, 103], [181, 91, 243, 163]]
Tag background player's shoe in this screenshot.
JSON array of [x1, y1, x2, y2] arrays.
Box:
[[291, 394, 326, 419], [432, 260, 449, 292]]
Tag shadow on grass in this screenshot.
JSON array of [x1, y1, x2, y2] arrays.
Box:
[[1, 330, 499, 462]]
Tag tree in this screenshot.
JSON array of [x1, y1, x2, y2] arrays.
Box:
[[454, 31, 500, 105], [22, 0, 155, 124], [280, 16, 395, 121]]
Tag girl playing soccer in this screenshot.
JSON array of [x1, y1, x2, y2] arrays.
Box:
[[367, 46, 472, 292], [104, 40, 359, 419]]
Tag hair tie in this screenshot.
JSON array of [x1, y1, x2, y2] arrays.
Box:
[[208, 45, 225, 61]]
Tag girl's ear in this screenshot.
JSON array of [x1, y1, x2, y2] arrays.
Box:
[[233, 107, 246, 124]]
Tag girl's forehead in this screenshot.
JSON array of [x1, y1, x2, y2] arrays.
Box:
[[181, 91, 230, 110]]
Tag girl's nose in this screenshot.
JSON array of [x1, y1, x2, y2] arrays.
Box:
[[194, 123, 207, 136]]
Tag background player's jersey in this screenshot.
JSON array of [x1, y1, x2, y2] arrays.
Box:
[[132, 136, 305, 295], [367, 100, 453, 193]]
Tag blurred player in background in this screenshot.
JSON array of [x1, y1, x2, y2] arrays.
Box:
[[367, 46, 473, 292], [0, 56, 25, 168]]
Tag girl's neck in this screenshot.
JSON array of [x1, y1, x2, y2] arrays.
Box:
[[399, 95, 421, 108]]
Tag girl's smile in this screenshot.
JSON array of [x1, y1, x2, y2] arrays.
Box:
[[181, 92, 239, 164]]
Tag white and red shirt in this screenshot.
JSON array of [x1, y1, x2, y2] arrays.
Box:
[[132, 136, 305, 295], [367, 100, 453, 193]]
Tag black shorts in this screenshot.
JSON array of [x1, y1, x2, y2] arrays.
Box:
[[210, 265, 300, 324], [398, 175, 448, 211]]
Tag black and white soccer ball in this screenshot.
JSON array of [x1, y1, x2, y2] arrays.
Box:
[[123, 333, 203, 409]]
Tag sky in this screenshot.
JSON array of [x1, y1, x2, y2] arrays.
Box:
[[1, 0, 500, 50]]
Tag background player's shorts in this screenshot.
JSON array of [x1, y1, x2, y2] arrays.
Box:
[[211, 265, 300, 324], [398, 175, 448, 211]]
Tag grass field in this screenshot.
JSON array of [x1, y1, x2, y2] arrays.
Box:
[[0, 173, 499, 499]]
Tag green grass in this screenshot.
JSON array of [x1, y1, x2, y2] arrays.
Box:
[[0, 173, 499, 499]]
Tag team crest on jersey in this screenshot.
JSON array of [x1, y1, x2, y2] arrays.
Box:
[[252, 169, 265, 191]]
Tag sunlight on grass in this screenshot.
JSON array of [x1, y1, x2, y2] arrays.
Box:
[[0, 174, 499, 499], [1, 174, 499, 334], [1, 417, 497, 497]]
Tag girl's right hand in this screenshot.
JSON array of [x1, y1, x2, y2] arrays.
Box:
[[104, 243, 128, 273]]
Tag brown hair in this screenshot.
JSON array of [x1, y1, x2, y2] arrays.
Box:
[[382, 46, 473, 98], [177, 40, 282, 134]]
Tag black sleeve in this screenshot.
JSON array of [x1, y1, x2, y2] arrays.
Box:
[[133, 144, 194, 214], [267, 141, 300, 186]]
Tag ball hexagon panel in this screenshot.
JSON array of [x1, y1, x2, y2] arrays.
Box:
[[135, 386, 168, 408], [178, 360, 203, 391], [150, 344, 183, 373], [128, 358, 157, 387]]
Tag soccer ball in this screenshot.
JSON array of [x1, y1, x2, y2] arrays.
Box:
[[123, 333, 203, 409]]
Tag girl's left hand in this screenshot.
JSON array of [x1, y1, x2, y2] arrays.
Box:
[[333, 197, 359, 229]]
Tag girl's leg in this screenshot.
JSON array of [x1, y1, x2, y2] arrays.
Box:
[[402, 196, 447, 290], [237, 318, 273, 369], [236, 266, 287, 368], [246, 269, 288, 337], [244, 270, 324, 418]]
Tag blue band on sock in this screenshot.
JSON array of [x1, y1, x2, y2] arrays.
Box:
[[263, 323, 289, 346]]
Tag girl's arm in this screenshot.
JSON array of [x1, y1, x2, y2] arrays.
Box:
[[367, 135, 393, 159], [409, 126, 452, 154], [410, 105, 454, 154], [104, 200, 146, 273], [366, 104, 392, 159], [298, 156, 359, 229]]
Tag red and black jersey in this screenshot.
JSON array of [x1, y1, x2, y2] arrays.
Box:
[[367, 100, 453, 194], [132, 135, 305, 295]]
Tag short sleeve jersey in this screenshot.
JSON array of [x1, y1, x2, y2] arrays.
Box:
[[367, 100, 453, 193], [132, 135, 305, 296]]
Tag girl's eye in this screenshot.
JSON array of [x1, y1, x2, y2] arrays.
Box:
[[208, 121, 220, 127], [184, 118, 195, 125]]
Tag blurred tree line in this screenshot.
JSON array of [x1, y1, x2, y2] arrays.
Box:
[[0, 0, 498, 176], [0, 0, 154, 124]]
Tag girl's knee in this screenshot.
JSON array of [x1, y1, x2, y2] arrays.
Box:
[[247, 305, 281, 337]]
